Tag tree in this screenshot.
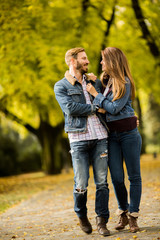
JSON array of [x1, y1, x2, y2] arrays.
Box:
[[102, 0, 160, 152], [131, 0, 159, 59], [0, 0, 160, 175], [0, 0, 68, 173], [0, 0, 122, 173], [131, 0, 160, 152]]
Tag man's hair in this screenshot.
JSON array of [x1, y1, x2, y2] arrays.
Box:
[[65, 47, 85, 66]]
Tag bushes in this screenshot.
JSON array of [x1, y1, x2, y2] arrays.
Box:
[[18, 135, 42, 173], [0, 127, 42, 176], [0, 134, 18, 176]]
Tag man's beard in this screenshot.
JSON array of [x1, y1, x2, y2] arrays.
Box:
[[76, 61, 88, 74]]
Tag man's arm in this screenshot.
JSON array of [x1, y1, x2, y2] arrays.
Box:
[[54, 82, 97, 116]]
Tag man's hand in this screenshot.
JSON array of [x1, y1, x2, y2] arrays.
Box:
[[86, 83, 98, 97], [137, 119, 139, 127]]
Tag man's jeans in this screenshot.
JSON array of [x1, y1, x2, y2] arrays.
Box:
[[108, 127, 142, 213], [70, 138, 109, 222]]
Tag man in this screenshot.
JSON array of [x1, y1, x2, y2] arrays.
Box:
[[54, 47, 110, 236]]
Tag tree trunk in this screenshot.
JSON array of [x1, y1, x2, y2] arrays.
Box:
[[0, 106, 69, 174], [97, 3, 116, 74], [131, 0, 159, 58], [133, 96, 146, 154], [37, 120, 65, 174]]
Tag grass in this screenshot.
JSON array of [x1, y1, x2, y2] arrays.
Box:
[[0, 154, 159, 214], [0, 170, 74, 213]]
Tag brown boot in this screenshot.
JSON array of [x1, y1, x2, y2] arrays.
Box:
[[79, 216, 92, 234], [115, 211, 129, 230], [128, 215, 140, 233], [96, 216, 110, 236]]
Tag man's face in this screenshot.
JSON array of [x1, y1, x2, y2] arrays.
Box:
[[75, 51, 90, 74]]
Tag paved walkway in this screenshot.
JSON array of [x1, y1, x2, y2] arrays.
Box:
[[0, 160, 160, 240]]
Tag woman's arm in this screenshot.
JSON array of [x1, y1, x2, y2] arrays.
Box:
[[94, 82, 131, 115], [87, 81, 131, 115]]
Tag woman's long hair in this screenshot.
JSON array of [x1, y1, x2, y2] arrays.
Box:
[[101, 47, 135, 101]]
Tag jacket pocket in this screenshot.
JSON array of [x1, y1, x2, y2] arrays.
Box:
[[67, 89, 82, 102], [68, 116, 80, 126]]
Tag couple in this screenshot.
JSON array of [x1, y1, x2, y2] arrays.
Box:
[[54, 47, 142, 236]]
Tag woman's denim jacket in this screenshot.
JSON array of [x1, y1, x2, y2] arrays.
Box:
[[54, 71, 102, 133], [93, 77, 135, 122]]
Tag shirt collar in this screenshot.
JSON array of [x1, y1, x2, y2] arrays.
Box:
[[64, 70, 95, 85]]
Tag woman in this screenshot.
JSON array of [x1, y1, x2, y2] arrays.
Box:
[[86, 47, 142, 233]]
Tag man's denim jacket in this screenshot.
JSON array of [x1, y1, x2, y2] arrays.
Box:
[[54, 71, 102, 133], [93, 77, 135, 122]]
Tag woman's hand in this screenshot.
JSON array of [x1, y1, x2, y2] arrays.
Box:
[[86, 83, 98, 97], [86, 73, 97, 81], [97, 108, 106, 114]]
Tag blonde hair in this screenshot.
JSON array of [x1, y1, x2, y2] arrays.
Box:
[[65, 47, 85, 66], [101, 47, 135, 101]]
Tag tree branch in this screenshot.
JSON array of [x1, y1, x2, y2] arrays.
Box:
[[131, 0, 159, 58], [96, 3, 117, 74], [0, 107, 38, 135], [89, 2, 116, 24]]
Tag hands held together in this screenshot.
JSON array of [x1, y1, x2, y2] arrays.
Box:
[[86, 83, 106, 114]]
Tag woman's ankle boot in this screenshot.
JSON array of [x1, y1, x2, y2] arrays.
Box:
[[128, 215, 140, 233], [115, 211, 129, 230]]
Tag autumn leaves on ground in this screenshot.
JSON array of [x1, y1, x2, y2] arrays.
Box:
[[0, 154, 160, 240]]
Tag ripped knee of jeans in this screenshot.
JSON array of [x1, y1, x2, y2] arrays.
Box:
[[100, 149, 108, 158], [74, 188, 87, 195]]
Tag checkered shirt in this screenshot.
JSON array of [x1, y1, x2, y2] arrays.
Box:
[[68, 76, 108, 143]]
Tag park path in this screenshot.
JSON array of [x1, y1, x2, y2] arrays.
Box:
[[0, 159, 160, 240]]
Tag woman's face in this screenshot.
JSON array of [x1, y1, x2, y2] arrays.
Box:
[[100, 55, 106, 71]]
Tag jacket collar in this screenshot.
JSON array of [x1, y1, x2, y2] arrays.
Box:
[[64, 70, 96, 86]]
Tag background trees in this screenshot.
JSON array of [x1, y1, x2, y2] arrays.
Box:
[[0, 0, 159, 175]]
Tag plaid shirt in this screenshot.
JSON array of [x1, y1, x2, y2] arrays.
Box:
[[68, 76, 108, 143]]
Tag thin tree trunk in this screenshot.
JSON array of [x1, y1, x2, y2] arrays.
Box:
[[97, 3, 116, 74]]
